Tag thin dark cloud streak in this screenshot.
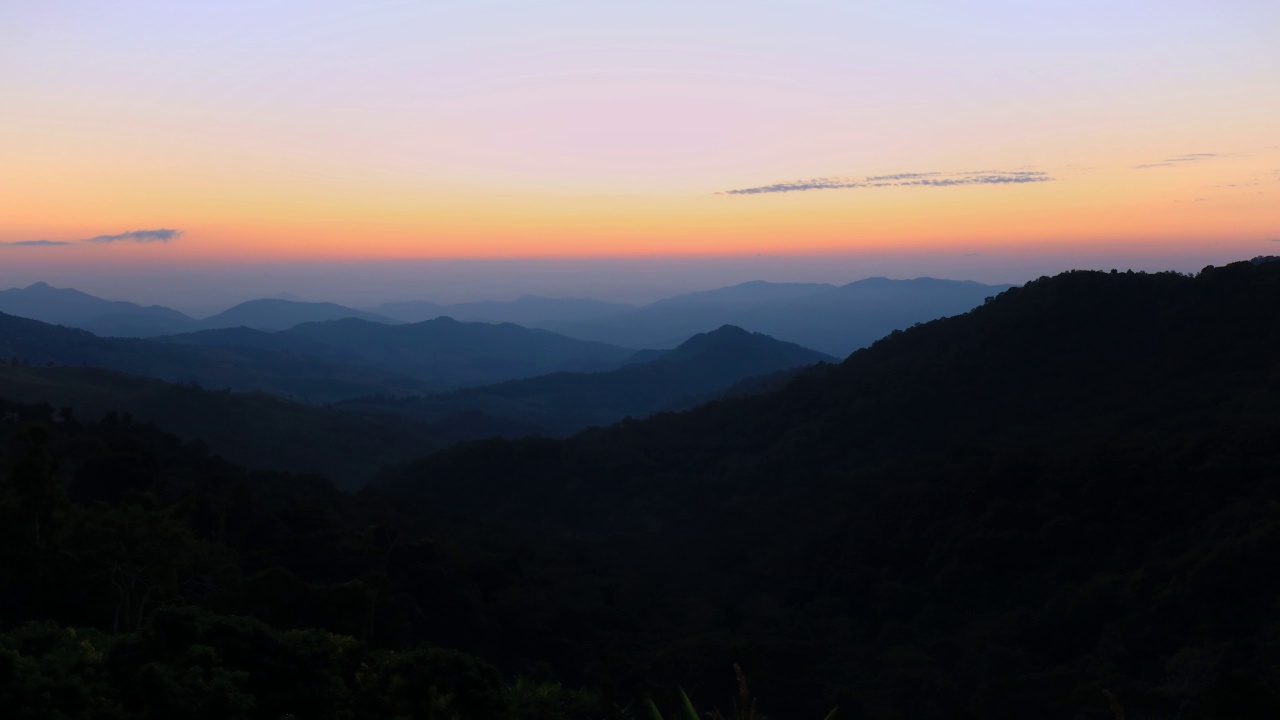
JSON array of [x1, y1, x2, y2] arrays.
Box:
[[84, 228, 182, 243], [1, 229, 183, 247], [864, 172, 940, 182], [722, 171, 1053, 196], [1134, 153, 1221, 170]]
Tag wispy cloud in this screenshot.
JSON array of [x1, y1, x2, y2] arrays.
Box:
[[1133, 153, 1221, 170], [864, 172, 939, 182], [0, 239, 74, 247], [722, 170, 1053, 196], [1269, 238, 1280, 243], [83, 228, 182, 243], [1, 228, 183, 247]]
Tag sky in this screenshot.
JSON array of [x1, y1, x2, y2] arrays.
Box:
[[2, 0, 1278, 309]]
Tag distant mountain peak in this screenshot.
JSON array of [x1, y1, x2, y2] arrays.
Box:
[[669, 324, 834, 364], [706, 324, 753, 336], [0, 281, 193, 336], [676, 324, 755, 347], [199, 298, 398, 331]]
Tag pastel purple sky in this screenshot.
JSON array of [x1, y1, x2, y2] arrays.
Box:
[[2, 1, 1277, 308]]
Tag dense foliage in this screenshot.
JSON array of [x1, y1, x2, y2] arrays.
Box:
[[3, 260, 1278, 718], [0, 399, 622, 718], [380, 261, 1280, 718]]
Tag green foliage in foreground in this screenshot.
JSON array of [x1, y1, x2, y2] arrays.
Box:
[[0, 402, 621, 719], [645, 665, 838, 720], [0, 607, 607, 720]]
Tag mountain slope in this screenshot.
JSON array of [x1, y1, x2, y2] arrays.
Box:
[[0, 281, 195, 336], [78, 312, 198, 337], [374, 295, 635, 325], [645, 280, 837, 308], [198, 298, 398, 331], [0, 363, 536, 489], [343, 325, 835, 434], [0, 312, 430, 402], [553, 277, 1012, 354], [284, 316, 636, 388], [159, 326, 351, 357], [159, 316, 641, 390], [379, 261, 1280, 717]]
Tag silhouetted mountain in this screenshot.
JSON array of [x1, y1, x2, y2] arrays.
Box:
[[374, 295, 635, 326], [198, 298, 398, 331], [649, 279, 837, 307], [554, 277, 1013, 355], [345, 325, 834, 435], [376, 261, 1280, 717], [283, 316, 636, 388], [6, 261, 1280, 719], [0, 394, 624, 720], [0, 363, 509, 488], [620, 348, 669, 365], [0, 312, 429, 401], [160, 326, 349, 357], [0, 281, 195, 337], [3, 278, 1010, 357], [78, 312, 197, 337], [159, 317, 641, 390]]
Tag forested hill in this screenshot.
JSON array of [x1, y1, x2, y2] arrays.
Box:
[[384, 262, 1280, 527], [4, 261, 1278, 718], [0, 363, 538, 489], [0, 312, 431, 401], [380, 261, 1280, 717], [552, 276, 1012, 355], [343, 325, 835, 435], [0, 396, 617, 719]]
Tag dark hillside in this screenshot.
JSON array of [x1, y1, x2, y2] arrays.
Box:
[[554, 277, 1011, 354], [0, 281, 194, 336], [0, 364, 527, 488], [163, 317, 638, 389], [374, 295, 635, 325], [160, 325, 358, 358], [4, 261, 1278, 719], [0, 312, 430, 401], [197, 298, 398, 330], [286, 316, 636, 387], [0, 398, 611, 719], [347, 325, 833, 434], [381, 261, 1280, 718]]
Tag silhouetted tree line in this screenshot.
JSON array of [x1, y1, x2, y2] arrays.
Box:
[[0, 401, 618, 719]]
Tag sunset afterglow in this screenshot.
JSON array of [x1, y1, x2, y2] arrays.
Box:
[[2, 1, 1278, 292]]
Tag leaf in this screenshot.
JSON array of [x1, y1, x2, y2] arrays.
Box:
[[679, 688, 701, 720], [645, 696, 665, 720]]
